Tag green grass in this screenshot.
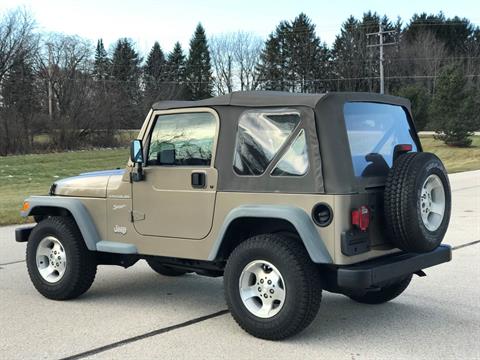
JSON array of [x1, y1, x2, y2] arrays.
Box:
[[0, 136, 479, 226], [0, 148, 128, 226], [420, 135, 480, 173]]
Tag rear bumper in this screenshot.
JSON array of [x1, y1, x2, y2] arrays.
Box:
[[15, 225, 35, 242], [334, 245, 452, 289]]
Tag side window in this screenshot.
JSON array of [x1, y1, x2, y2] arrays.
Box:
[[148, 112, 216, 166], [233, 110, 300, 176], [271, 130, 309, 177]]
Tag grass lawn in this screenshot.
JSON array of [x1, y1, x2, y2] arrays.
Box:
[[0, 148, 128, 226], [419, 135, 480, 173], [0, 136, 479, 226]]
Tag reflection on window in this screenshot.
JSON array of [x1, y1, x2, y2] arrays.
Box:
[[148, 112, 216, 166], [344, 102, 417, 177], [271, 130, 309, 176], [233, 110, 300, 175]]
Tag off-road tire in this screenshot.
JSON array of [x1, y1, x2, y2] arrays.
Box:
[[384, 152, 451, 252], [224, 234, 322, 340], [348, 275, 412, 304], [26, 216, 97, 300], [146, 259, 187, 276]]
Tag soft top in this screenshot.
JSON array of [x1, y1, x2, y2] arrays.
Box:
[[151, 91, 410, 111]]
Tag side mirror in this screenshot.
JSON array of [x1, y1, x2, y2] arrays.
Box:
[[157, 142, 176, 165], [130, 140, 145, 182], [130, 140, 144, 164]]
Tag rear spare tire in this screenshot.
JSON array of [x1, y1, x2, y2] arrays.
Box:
[[384, 152, 451, 253]]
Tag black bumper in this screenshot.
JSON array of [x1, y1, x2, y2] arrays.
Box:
[[334, 245, 452, 289], [15, 225, 35, 242]]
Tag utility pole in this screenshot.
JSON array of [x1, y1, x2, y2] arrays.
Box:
[[47, 43, 53, 121], [367, 24, 397, 94]]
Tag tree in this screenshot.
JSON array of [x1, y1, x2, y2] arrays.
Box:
[[93, 39, 110, 80], [186, 23, 213, 100], [289, 13, 330, 92], [0, 8, 37, 87], [396, 84, 431, 130], [165, 42, 189, 99], [36, 34, 94, 149], [210, 31, 262, 94], [430, 65, 478, 146], [111, 38, 142, 128], [144, 41, 166, 99], [256, 14, 330, 93], [1, 54, 39, 154]]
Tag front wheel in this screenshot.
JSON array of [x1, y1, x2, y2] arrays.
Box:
[[224, 234, 322, 340], [347, 275, 412, 304], [26, 217, 97, 300]]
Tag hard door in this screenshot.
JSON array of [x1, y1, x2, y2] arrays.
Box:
[[132, 108, 219, 240]]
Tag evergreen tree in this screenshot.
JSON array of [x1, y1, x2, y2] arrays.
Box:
[[145, 42, 165, 87], [430, 65, 478, 146], [186, 24, 213, 99], [256, 14, 329, 92], [93, 39, 110, 81], [166, 42, 186, 83], [396, 84, 431, 130], [111, 38, 142, 128]]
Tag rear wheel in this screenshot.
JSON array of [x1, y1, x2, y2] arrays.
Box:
[[26, 217, 97, 300], [348, 275, 412, 304], [224, 234, 322, 340], [146, 259, 187, 276]]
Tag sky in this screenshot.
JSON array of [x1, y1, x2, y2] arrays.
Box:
[[1, 0, 479, 57]]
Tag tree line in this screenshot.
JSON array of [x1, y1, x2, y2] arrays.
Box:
[[0, 8, 479, 155]]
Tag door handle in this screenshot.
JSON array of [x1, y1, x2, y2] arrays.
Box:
[[191, 172, 206, 189]]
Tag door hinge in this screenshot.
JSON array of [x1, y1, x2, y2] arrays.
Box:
[[130, 210, 145, 222]]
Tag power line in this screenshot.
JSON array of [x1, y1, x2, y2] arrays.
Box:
[[367, 24, 398, 94]]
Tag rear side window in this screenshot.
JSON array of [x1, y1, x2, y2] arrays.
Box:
[[233, 110, 300, 175], [344, 102, 418, 177]]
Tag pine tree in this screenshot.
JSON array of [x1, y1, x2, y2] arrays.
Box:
[[166, 42, 186, 83], [430, 65, 478, 146], [111, 38, 142, 128], [186, 24, 213, 100], [256, 14, 329, 92], [144, 42, 165, 89], [93, 39, 110, 81]]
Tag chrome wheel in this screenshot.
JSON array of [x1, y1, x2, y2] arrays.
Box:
[[36, 236, 67, 283], [239, 260, 286, 319], [420, 174, 446, 231]]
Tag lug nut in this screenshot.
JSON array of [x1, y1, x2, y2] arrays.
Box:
[[258, 287, 262, 292], [267, 280, 272, 285], [260, 279, 264, 284], [269, 289, 274, 294]]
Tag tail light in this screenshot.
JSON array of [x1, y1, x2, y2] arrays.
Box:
[[352, 205, 370, 232]]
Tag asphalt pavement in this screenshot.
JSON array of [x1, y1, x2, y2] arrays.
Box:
[[0, 170, 479, 359]]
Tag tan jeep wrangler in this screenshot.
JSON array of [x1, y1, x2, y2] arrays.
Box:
[[17, 91, 452, 340]]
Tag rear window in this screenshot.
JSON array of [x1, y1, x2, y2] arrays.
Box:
[[344, 102, 418, 177]]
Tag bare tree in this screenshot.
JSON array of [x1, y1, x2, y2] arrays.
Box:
[[35, 34, 94, 148], [0, 8, 38, 86], [233, 32, 263, 91], [210, 32, 262, 94]]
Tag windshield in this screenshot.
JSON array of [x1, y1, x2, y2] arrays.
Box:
[[344, 102, 418, 177]]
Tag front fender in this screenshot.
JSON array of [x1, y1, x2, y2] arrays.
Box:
[[21, 196, 101, 251], [208, 205, 333, 264]]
